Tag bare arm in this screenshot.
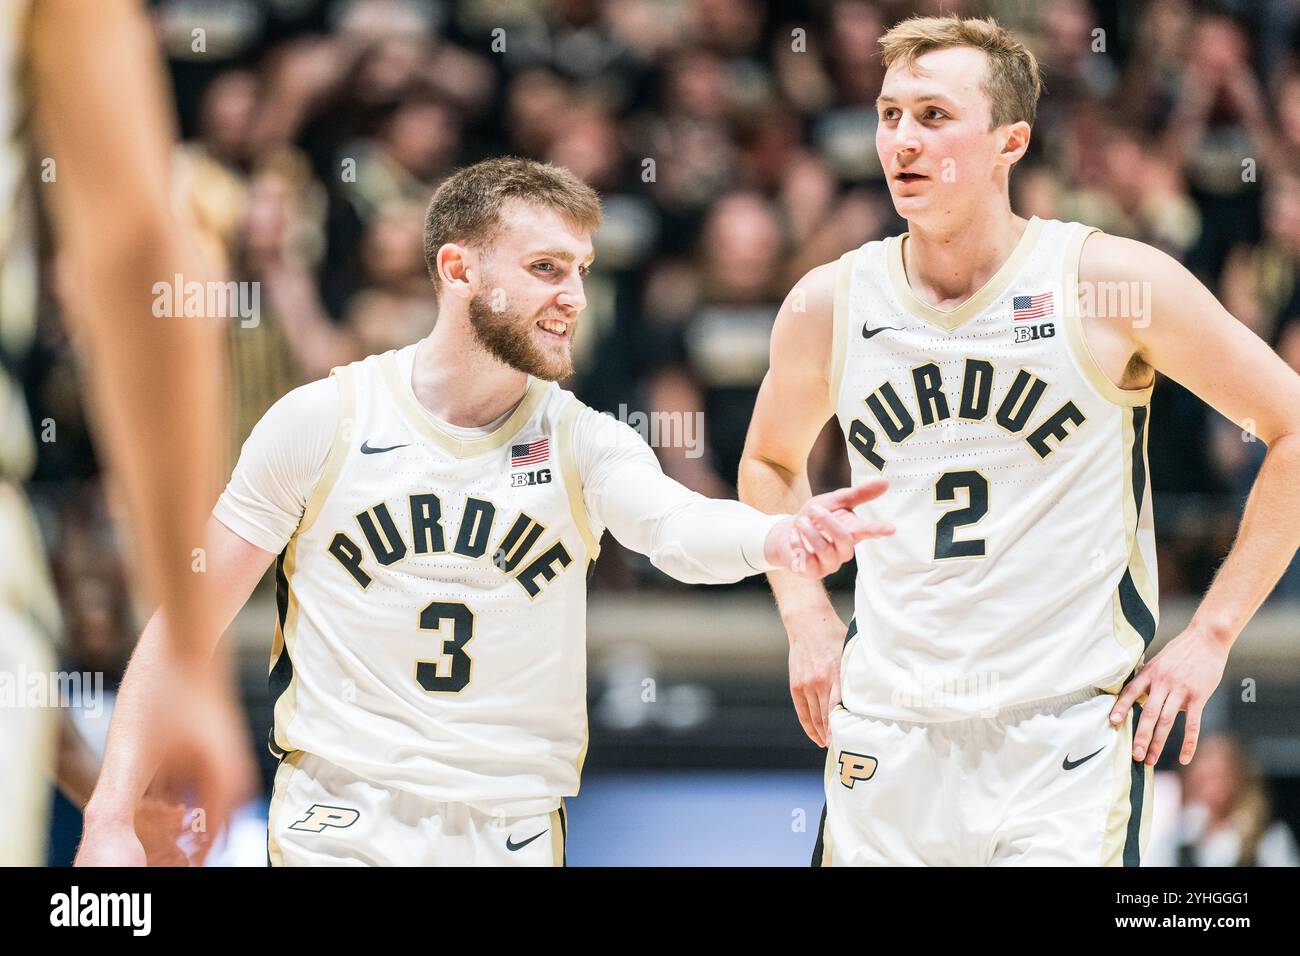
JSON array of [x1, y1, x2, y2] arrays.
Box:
[[739, 262, 843, 604], [261, 257, 361, 380], [580, 406, 888, 585], [1085, 234, 1300, 764], [28, 0, 227, 666], [78, 519, 274, 859], [739, 260, 891, 746]]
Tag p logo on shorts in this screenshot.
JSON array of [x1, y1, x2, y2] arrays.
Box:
[[837, 751, 878, 789], [289, 804, 361, 832]]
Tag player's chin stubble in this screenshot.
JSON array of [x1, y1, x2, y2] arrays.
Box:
[[467, 290, 574, 382]]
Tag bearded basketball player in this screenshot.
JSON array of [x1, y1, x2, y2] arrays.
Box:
[[740, 15, 1300, 865], [75, 157, 893, 866]]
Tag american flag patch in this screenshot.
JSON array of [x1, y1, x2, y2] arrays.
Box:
[[1012, 292, 1054, 320], [511, 437, 550, 467]]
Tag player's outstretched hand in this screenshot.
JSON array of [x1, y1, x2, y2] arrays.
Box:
[[1108, 624, 1231, 767], [765, 479, 894, 579]]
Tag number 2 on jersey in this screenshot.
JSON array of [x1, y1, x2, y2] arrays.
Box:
[[934, 470, 988, 560], [416, 601, 474, 692]]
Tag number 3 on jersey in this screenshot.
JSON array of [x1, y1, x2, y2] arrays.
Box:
[[934, 470, 989, 560], [416, 601, 474, 693]]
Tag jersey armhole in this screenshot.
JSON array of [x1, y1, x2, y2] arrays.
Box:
[[298, 364, 357, 535], [827, 249, 856, 410], [1061, 227, 1153, 408], [556, 396, 601, 563]]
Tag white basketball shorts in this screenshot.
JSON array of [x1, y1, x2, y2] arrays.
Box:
[[267, 751, 568, 866], [815, 687, 1154, 866]]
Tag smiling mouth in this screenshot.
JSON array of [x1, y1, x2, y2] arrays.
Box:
[[536, 318, 570, 339]]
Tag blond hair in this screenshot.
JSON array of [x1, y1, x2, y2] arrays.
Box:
[[879, 15, 1041, 129], [423, 157, 602, 288]]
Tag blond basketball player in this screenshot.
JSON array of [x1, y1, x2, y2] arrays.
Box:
[[76, 157, 893, 867], [739, 16, 1300, 866], [2, 0, 252, 866]]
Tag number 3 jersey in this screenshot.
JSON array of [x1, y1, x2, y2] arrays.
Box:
[[215, 343, 780, 816], [830, 217, 1157, 722]]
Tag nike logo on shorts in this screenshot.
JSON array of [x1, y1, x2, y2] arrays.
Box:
[[1062, 746, 1105, 771], [506, 829, 548, 852]]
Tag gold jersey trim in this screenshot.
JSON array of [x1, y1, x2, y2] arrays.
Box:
[[1062, 227, 1154, 408], [269, 534, 302, 756], [1110, 405, 1157, 663], [300, 363, 357, 535], [886, 216, 1043, 332], [828, 249, 855, 408], [380, 349, 547, 459], [550, 803, 566, 867], [266, 749, 307, 867], [818, 750, 835, 867], [1100, 704, 1154, 866]]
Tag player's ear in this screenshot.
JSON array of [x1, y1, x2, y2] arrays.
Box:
[[998, 120, 1031, 168], [436, 242, 475, 297]]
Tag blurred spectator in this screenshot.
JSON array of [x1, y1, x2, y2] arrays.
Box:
[[48, 484, 137, 687], [1148, 736, 1300, 866], [1162, 14, 1263, 281], [340, 96, 462, 221], [643, 192, 785, 498], [230, 151, 361, 453], [344, 201, 439, 355]]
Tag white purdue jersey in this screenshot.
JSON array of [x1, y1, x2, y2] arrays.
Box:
[[263, 351, 591, 817], [216, 343, 781, 818], [830, 216, 1157, 721]]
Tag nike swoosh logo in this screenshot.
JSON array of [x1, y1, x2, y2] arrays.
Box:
[[506, 829, 548, 852], [862, 322, 904, 339], [360, 440, 410, 455], [1062, 746, 1106, 771]]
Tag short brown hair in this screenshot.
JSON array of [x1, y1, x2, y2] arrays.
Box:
[[422, 157, 602, 287], [878, 15, 1041, 129]]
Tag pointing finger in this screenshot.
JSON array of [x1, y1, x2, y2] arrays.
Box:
[[820, 479, 889, 512]]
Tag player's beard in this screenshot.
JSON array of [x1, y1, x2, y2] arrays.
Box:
[[467, 288, 575, 382]]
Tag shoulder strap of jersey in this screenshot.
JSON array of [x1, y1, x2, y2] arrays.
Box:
[[299, 363, 357, 535], [827, 248, 857, 409], [1059, 225, 1152, 408]]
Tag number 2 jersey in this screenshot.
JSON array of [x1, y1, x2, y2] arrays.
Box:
[[214, 342, 781, 815], [831, 216, 1157, 722]]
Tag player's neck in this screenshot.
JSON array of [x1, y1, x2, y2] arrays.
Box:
[[901, 204, 1027, 309], [408, 321, 530, 428]]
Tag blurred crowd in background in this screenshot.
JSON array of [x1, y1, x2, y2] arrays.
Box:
[[15, 0, 1300, 863]]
